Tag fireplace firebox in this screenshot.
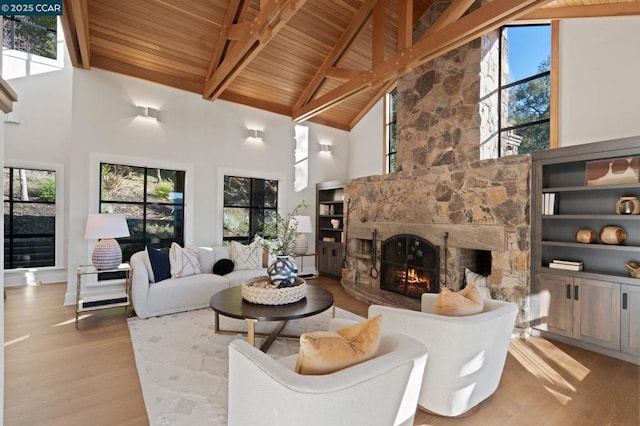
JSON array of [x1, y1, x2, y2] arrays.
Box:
[[380, 234, 439, 299]]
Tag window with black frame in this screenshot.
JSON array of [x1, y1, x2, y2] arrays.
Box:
[[4, 167, 56, 269], [385, 88, 398, 173], [99, 163, 185, 262], [223, 176, 278, 244], [498, 24, 551, 156]]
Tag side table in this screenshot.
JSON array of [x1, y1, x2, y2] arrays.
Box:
[[293, 253, 318, 278], [76, 263, 132, 328]]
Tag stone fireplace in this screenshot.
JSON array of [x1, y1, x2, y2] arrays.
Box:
[[380, 234, 439, 299], [339, 2, 532, 324]]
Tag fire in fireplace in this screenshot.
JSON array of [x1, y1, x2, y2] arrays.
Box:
[[380, 234, 439, 299]]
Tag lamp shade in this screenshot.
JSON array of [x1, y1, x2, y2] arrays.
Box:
[[84, 213, 130, 270], [84, 213, 130, 239], [290, 215, 312, 256], [290, 215, 313, 233]]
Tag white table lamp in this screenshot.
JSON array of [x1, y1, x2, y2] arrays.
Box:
[[290, 215, 313, 256], [84, 213, 130, 270]]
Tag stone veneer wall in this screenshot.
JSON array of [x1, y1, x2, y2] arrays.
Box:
[[342, 1, 533, 325], [344, 156, 532, 324]]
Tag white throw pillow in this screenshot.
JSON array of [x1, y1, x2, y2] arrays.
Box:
[[464, 267, 491, 300], [169, 243, 201, 278], [230, 241, 262, 270]]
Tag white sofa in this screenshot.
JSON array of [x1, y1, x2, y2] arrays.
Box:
[[227, 318, 428, 426], [369, 294, 518, 416], [130, 246, 268, 319]]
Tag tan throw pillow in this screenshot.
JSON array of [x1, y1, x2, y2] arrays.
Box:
[[295, 315, 382, 375], [433, 286, 484, 316]]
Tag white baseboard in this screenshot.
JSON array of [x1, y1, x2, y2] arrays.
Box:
[[4, 268, 67, 287]]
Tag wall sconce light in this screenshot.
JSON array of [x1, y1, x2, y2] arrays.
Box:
[[246, 128, 264, 141], [320, 143, 331, 153], [137, 106, 159, 121]]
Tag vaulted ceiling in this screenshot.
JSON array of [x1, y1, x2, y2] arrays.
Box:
[[61, 0, 640, 131]]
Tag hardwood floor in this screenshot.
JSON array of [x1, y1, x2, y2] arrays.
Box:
[[5, 279, 639, 425]]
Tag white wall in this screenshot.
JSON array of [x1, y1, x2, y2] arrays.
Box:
[[559, 16, 640, 145], [349, 98, 384, 179], [4, 65, 349, 303], [4, 54, 72, 286]]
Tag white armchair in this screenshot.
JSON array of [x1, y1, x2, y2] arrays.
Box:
[[227, 318, 427, 426], [369, 294, 518, 417]]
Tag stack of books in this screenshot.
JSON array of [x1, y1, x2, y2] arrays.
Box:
[[549, 259, 583, 271], [542, 192, 557, 215]]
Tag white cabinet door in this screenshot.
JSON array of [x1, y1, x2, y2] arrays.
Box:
[[621, 284, 640, 356]]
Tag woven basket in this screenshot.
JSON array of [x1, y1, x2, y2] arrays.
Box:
[[241, 276, 307, 305]]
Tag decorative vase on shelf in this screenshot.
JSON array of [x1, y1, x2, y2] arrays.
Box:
[[616, 196, 640, 215], [599, 225, 627, 245], [267, 256, 299, 288], [576, 229, 596, 244]]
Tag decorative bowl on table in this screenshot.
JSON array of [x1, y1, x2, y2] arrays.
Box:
[[241, 276, 307, 305]]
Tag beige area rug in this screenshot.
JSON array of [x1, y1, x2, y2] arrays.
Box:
[[128, 306, 363, 425]]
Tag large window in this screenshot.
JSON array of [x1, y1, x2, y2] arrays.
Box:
[[3, 15, 57, 59], [498, 24, 551, 156], [223, 176, 278, 244], [385, 88, 398, 173], [99, 163, 185, 261], [4, 167, 56, 269]]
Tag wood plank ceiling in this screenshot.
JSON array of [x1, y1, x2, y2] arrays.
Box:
[[61, 0, 640, 131]]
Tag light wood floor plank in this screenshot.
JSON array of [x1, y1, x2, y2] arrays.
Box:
[[4, 279, 639, 426]]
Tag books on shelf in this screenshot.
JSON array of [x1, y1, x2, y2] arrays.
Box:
[[549, 259, 583, 271], [542, 192, 557, 215]]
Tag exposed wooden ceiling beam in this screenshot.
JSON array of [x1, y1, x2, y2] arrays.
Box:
[[205, 0, 246, 79], [60, 0, 81, 67], [69, 0, 91, 69], [293, 0, 552, 122], [520, 3, 640, 20], [292, 0, 379, 111], [203, 0, 307, 101], [326, 67, 362, 81], [398, 0, 413, 51]]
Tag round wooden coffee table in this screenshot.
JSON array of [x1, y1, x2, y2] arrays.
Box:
[[210, 284, 334, 352]]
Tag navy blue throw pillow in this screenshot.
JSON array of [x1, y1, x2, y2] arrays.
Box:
[[212, 258, 234, 276], [147, 246, 171, 282]]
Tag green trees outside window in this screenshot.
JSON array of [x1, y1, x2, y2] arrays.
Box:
[[99, 163, 185, 261], [4, 167, 56, 269]]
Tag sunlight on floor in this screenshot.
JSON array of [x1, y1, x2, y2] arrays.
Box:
[[4, 334, 30, 347], [53, 314, 92, 327], [509, 336, 591, 405]]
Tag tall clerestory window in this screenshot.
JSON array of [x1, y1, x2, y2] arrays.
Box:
[[498, 24, 551, 156], [385, 88, 398, 173]]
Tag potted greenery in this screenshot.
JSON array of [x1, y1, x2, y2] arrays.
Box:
[[254, 201, 308, 287]]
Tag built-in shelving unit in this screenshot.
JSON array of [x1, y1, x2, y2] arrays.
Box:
[[316, 180, 345, 277], [530, 136, 640, 364]]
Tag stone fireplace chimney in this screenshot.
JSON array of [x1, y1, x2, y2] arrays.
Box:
[[340, 2, 532, 324]]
